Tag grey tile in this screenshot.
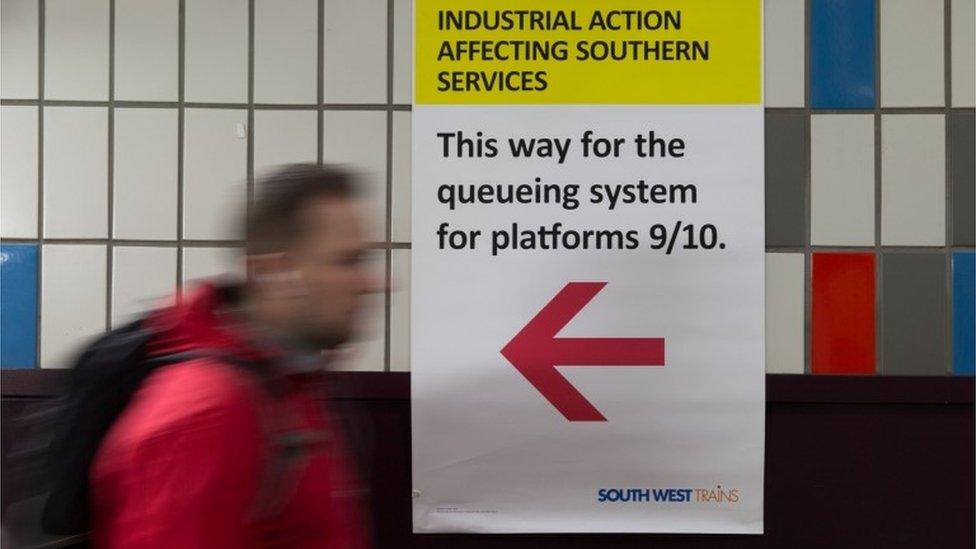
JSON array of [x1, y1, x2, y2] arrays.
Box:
[[882, 253, 947, 375], [765, 111, 806, 247], [952, 112, 975, 246]]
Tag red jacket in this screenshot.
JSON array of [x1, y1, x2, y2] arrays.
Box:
[[90, 285, 372, 548]]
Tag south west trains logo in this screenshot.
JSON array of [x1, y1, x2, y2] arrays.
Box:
[[597, 486, 740, 504]]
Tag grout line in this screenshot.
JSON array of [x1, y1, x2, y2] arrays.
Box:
[[944, 0, 953, 374], [106, 0, 116, 330], [176, 0, 186, 289], [246, 0, 255, 205], [1, 237, 418, 249], [803, 0, 812, 375], [12, 97, 970, 116], [384, 0, 395, 372], [1, 99, 419, 111], [873, 0, 883, 376], [317, 0, 324, 165], [35, 0, 45, 368], [766, 245, 965, 253]]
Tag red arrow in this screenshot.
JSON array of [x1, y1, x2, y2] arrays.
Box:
[[500, 282, 665, 422]]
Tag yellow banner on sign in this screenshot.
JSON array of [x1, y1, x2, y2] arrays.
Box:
[[415, 0, 761, 105]]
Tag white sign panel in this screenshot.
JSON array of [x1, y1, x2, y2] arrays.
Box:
[[411, 1, 765, 534]]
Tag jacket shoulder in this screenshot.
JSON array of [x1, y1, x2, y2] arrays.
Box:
[[105, 358, 263, 446]]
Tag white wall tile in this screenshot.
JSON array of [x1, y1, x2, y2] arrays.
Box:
[[41, 244, 106, 368], [324, 0, 386, 103], [114, 0, 178, 101], [331, 251, 385, 371], [112, 246, 176, 327], [391, 111, 410, 241], [183, 108, 247, 240], [392, 0, 412, 104], [881, 0, 944, 107], [43, 107, 108, 238], [952, 0, 976, 106], [765, 253, 804, 374], [253, 110, 318, 176], [44, 0, 109, 100], [811, 115, 875, 246], [1, 0, 38, 98], [182, 247, 244, 285], [254, 0, 317, 104], [114, 108, 178, 240], [185, 0, 247, 102], [390, 249, 409, 371], [323, 110, 386, 241], [764, 0, 804, 107], [1, 106, 38, 237], [881, 114, 946, 246]]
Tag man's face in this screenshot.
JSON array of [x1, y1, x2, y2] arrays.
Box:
[[286, 196, 380, 349]]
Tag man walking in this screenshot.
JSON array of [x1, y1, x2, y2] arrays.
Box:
[[90, 164, 379, 548]]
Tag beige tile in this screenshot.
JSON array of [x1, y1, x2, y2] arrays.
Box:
[[881, 0, 944, 107], [182, 247, 244, 285], [765, 253, 804, 374], [111, 246, 177, 327], [254, 0, 317, 104], [1, 106, 38, 237], [390, 249, 410, 371], [323, 110, 387, 242], [392, 0, 413, 104], [185, 0, 247, 102], [182, 108, 247, 240], [952, 0, 976, 106], [811, 115, 875, 246], [113, 108, 178, 240], [114, 0, 178, 101], [43, 107, 108, 238], [392, 111, 411, 242], [881, 115, 946, 246], [1, 0, 39, 99], [41, 244, 106, 368], [253, 110, 318, 176], [324, 0, 386, 103], [764, 0, 804, 107], [45, 0, 109, 100]]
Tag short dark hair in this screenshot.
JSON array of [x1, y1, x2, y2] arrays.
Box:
[[246, 163, 358, 254]]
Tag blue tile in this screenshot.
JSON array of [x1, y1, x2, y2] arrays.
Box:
[[1, 244, 38, 368], [953, 252, 975, 375], [811, 0, 876, 109]]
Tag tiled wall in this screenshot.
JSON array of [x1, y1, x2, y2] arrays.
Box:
[[1, 0, 974, 375]]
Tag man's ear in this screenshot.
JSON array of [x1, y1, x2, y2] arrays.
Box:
[[246, 253, 307, 298]]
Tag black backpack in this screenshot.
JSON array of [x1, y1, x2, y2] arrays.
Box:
[[3, 316, 260, 548], [3, 313, 372, 548]]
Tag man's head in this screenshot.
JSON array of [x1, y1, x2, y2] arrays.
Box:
[[244, 164, 380, 349]]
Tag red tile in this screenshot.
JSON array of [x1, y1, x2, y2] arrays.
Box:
[[812, 253, 876, 374]]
